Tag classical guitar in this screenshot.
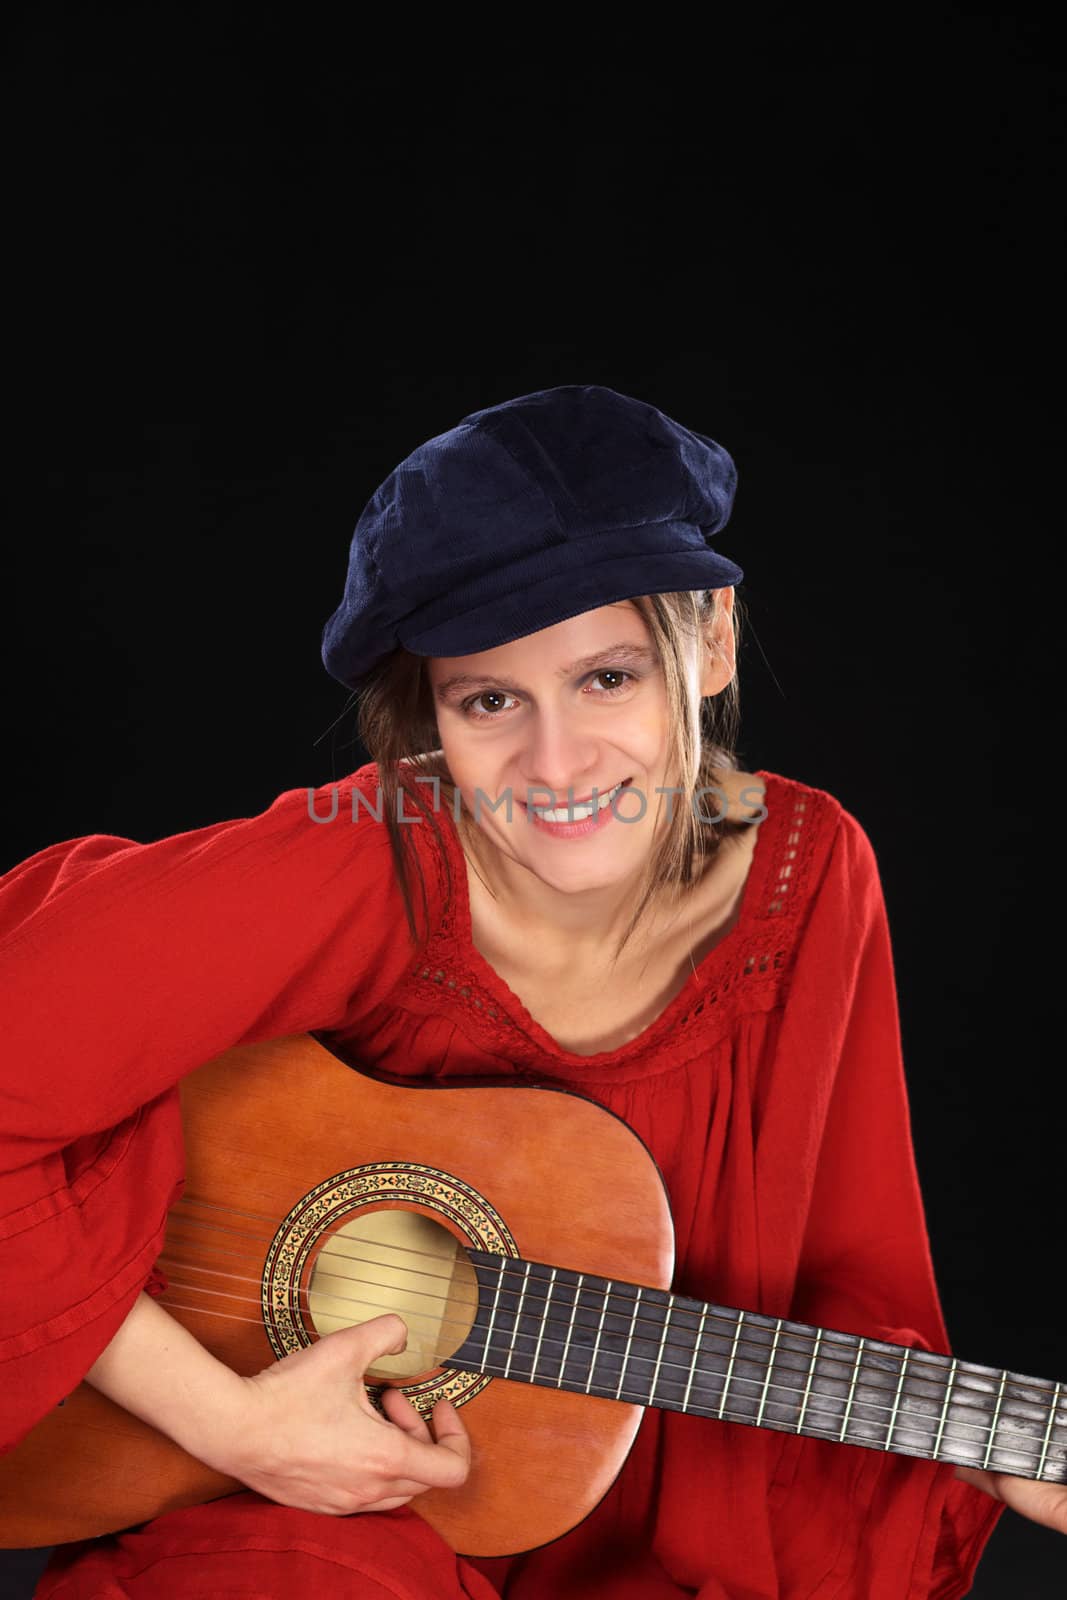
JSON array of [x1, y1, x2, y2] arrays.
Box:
[[1, 1033, 1064, 1556]]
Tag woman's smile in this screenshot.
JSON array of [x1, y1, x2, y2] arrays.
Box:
[[519, 777, 635, 839]]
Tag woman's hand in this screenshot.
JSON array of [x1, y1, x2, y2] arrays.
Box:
[[955, 1464, 1067, 1535], [207, 1313, 472, 1516]]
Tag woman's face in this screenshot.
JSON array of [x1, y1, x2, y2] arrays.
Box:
[[426, 595, 732, 895]]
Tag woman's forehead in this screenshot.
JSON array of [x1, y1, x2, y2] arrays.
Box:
[[427, 600, 649, 676]]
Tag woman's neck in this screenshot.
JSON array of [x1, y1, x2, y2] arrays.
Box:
[[455, 806, 693, 971]]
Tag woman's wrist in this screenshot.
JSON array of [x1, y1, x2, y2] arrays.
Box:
[[85, 1290, 256, 1475]]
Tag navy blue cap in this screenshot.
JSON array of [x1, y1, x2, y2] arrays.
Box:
[[321, 383, 744, 689]]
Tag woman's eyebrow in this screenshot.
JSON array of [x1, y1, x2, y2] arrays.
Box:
[[434, 642, 659, 702]]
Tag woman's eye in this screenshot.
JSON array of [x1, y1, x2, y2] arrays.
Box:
[[465, 690, 518, 719], [461, 670, 635, 721]]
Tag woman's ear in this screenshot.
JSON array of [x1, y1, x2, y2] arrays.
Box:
[[698, 589, 737, 697]]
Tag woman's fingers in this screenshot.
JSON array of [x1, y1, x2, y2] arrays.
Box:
[[427, 1396, 465, 1445], [228, 1315, 473, 1515], [379, 1382, 435, 1443], [392, 1396, 472, 1489]]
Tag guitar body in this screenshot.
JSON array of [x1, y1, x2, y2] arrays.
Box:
[[0, 1034, 675, 1556]]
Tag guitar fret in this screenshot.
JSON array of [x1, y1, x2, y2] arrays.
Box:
[[1036, 1382, 1063, 1480], [682, 1305, 708, 1413], [719, 1311, 745, 1418], [885, 1348, 910, 1448], [585, 1280, 612, 1394], [931, 1357, 957, 1460], [529, 1268, 557, 1382], [480, 1263, 505, 1370], [755, 1318, 784, 1428], [796, 1328, 822, 1433], [648, 1296, 674, 1407], [615, 1287, 644, 1400], [982, 1369, 1009, 1469], [838, 1337, 865, 1442], [556, 1272, 583, 1388], [503, 1261, 531, 1379]]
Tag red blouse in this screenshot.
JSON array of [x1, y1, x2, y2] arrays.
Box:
[[0, 763, 1004, 1598]]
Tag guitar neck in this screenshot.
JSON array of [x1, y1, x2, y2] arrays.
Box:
[[446, 1251, 1067, 1485]]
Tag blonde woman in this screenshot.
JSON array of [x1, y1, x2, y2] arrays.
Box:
[[2, 387, 1059, 1598]]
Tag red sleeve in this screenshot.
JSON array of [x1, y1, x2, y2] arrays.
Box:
[[760, 809, 1005, 1597], [0, 767, 423, 1453]]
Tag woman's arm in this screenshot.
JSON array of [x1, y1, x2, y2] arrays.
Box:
[[84, 1291, 471, 1516], [0, 767, 424, 1453]]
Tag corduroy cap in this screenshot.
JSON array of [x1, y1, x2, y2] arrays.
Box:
[[321, 383, 744, 689]]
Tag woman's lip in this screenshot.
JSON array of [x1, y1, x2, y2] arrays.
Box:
[[520, 777, 632, 809]]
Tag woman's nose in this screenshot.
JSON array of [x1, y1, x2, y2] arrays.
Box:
[[520, 710, 599, 799]]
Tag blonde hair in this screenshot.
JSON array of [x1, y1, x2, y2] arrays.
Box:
[[354, 588, 749, 965]]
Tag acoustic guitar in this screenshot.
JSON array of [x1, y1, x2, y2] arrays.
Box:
[[1, 1033, 1064, 1556]]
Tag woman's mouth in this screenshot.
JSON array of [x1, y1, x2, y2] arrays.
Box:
[[521, 777, 634, 837]]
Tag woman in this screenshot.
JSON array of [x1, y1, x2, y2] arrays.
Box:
[[1, 385, 1061, 1597]]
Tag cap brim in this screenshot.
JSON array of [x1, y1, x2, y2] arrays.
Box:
[[398, 548, 744, 659]]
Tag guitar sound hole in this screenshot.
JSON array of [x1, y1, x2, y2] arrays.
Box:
[[306, 1208, 479, 1381]]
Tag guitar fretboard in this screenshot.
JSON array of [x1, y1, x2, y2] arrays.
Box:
[[445, 1252, 1067, 1483]]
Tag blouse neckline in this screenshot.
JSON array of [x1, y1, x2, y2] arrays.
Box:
[[426, 769, 782, 1070]]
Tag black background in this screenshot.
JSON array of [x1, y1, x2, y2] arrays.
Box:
[[2, 11, 1064, 1594]]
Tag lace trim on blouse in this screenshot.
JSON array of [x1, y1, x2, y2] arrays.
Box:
[[391, 771, 835, 1080]]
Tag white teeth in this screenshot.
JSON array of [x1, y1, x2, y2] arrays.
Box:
[[530, 779, 626, 823]]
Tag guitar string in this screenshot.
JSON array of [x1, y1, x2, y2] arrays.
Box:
[[170, 1195, 1067, 1407], [158, 1242, 1066, 1431], [169, 1212, 487, 1287], [158, 1258, 1062, 1438], [157, 1277, 1052, 1464], [160, 1230, 1067, 1429], [167, 1208, 1060, 1401], [160, 1218, 1067, 1417], [156, 1296, 1053, 1469], [159, 1257, 1055, 1440], [151, 1283, 1064, 1472], [154, 1264, 1067, 1459], [163, 1235, 1055, 1427]]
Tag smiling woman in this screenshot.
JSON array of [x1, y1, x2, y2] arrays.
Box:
[[1, 385, 1055, 1600], [429, 592, 763, 1052], [358, 585, 750, 968]]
